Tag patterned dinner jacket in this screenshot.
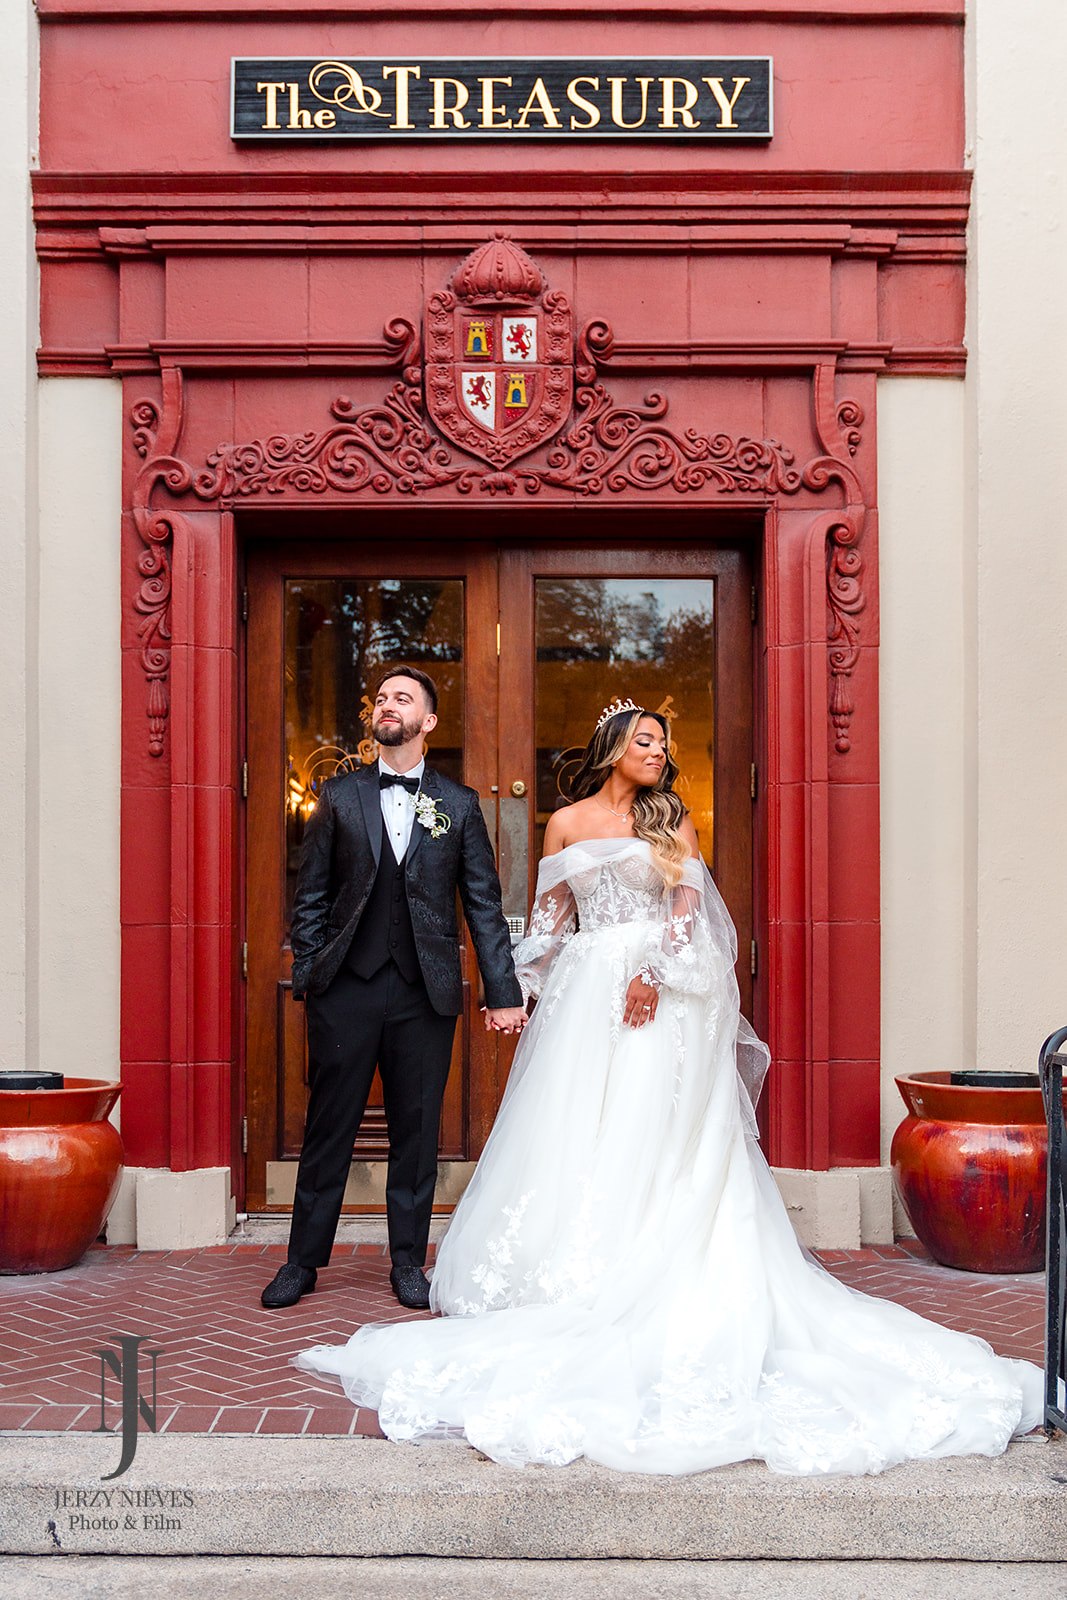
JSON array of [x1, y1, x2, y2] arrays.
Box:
[[288, 761, 522, 1017]]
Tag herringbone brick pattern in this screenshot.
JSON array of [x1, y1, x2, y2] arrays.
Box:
[[0, 1239, 1042, 1437], [816, 1241, 1043, 1364]]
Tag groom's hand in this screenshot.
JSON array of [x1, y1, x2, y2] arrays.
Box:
[[483, 1006, 528, 1035]]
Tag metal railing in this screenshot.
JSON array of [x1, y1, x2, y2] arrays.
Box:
[[1040, 1025, 1067, 1436]]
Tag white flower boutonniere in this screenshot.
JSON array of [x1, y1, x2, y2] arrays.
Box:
[[414, 792, 452, 840]]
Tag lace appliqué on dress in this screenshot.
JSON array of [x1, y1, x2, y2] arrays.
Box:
[[513, 890, 577, 1007], [448, 1192, 536, 1315]]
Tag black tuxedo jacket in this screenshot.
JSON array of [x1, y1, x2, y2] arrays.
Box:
[[289, 763, 522, 1016]]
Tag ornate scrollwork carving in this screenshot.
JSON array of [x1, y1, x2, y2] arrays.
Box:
[[193, 321, 481, 500], [129, 258, 869, 757], [525, 375, 805, 498], [130, 373, 197, 757], [808, 365, 867, 754], [836, 398, 864, 457]]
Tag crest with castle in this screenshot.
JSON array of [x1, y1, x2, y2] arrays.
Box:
[[424, 233, 575, 469]]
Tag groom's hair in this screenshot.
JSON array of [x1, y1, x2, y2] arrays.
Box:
[[375, 665, 439, 714]]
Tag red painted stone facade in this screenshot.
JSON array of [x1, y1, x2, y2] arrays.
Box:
[[34, 0, 967, 1190]]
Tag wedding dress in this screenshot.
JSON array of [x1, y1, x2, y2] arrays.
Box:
[[296, 838, 1043, 1476]]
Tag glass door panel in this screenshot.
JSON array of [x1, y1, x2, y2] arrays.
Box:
[[534, 576, 715, 861], [498, 543, 753, 1023], [283, 577, 465, 930]]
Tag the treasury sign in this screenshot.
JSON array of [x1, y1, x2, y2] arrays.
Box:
[[231, 58, 773, 140]]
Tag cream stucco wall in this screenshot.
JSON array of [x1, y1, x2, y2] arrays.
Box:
[[968, 0, 1067, 1073], [35, 381, 123, 1081], [877, 377, 970, 1160], [879, 0, 1067, 1157], [0, 0, 122, 1086], [0, 0, 36, 1076]]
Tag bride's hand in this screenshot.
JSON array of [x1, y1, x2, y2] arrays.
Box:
[[623, 975, 659, 1028], [482, 1005, 528, 1034]]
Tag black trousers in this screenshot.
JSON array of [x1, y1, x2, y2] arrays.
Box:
[[288, 959, 458, 1271]]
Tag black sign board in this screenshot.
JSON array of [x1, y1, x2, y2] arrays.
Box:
[[231, 58, 773, 140]]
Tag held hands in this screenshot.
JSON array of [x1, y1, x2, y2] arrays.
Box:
[[623, 974, 660, 1028], [483, 1005, 529, 1035]]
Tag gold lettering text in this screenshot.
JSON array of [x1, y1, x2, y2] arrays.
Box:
[[515, 77, 562, 129], [702, 75, 750, 129], [256, 81, 288, 130], [383, 64, 421, 130], [287, 83, 313, 129], [429, 77, 471, 129], [314, 107, 336, 129], [607, 76, 653, 129], [659, 76, 701, 129], [479, 76, 513, 129], [566, 76, 601, 129]]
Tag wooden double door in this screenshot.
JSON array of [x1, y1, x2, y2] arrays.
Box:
[[243, 536, 756, 1213]]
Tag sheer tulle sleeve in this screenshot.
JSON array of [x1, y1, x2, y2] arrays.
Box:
[[511, 853, 577, 1006], [637, 855, 771, 1129], [635, 859, 724, 997]]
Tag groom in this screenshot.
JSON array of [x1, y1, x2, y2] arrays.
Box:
[[262, 667, 527, 1311]]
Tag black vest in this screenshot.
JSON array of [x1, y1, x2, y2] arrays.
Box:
[[345, 840, 420, 985]]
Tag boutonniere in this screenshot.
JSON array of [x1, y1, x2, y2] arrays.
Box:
[[414, 792, 452, 840]]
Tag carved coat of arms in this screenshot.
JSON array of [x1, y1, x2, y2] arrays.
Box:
[[425, 234, 574, 468]]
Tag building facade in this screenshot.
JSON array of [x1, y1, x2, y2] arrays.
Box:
[[4, 0, 1065, 1248]]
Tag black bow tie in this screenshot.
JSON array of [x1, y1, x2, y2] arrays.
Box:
[[379, 772, 420, 794]]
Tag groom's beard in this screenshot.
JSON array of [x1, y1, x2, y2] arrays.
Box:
[[373, 712, 422, 748]]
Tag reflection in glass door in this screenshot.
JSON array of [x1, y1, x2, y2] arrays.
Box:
[[499, 544, 754, 1025], [283, 578, 465, 927], [534, 577, 715, 861]]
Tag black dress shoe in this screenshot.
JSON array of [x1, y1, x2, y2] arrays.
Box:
[[390, 1265, 431, 1310], [261, 1263, 317, 1309]]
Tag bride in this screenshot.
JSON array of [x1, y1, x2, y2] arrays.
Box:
[[296, 699, 1042, 1476]]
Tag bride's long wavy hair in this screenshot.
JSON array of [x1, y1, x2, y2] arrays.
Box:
[[568, 708, 689, 886]]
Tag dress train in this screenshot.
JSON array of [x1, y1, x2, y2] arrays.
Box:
[[296, 840, 1043, 1475]]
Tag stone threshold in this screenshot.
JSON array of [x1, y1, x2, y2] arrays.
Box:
[[2, 1432, 1064, 1561], [5, 1556, 1067, 1600]]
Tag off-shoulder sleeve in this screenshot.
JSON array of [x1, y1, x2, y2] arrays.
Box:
[[511, 852, 578, 1006]]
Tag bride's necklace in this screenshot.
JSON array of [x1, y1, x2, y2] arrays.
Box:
[[595, 795, 633, 820]]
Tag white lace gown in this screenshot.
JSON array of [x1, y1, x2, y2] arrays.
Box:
[[296, 838, 1043, 1476]]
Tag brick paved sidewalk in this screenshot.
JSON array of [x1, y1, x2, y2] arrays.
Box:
[[0, 1240, 1043, 1439]]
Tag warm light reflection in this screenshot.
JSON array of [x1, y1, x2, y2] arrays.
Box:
[[283, 577, 465, 930], [534, 577, 715, 859]]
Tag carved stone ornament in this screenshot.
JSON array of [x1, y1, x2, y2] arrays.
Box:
[[130, 237, 867, 757], [425, 234, 574, 468]]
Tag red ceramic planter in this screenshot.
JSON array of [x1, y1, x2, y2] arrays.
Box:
[[891, 1070, 1052, 1274], [0, 1078, 123, 1274]]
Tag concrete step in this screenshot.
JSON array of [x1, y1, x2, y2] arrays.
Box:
[[2, 1432, 1065, 1562], [3, 1555, 1067, 1600]]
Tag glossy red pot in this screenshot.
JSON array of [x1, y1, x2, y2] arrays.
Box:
[[0, 1078, 123, 1274], [891, 1070, 1052, 1273]]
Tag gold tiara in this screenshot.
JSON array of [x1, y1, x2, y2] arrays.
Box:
[[596, 696, 643, 731]]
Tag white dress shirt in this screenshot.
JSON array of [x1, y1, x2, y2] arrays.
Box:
[[378, 755, 425, 863]]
